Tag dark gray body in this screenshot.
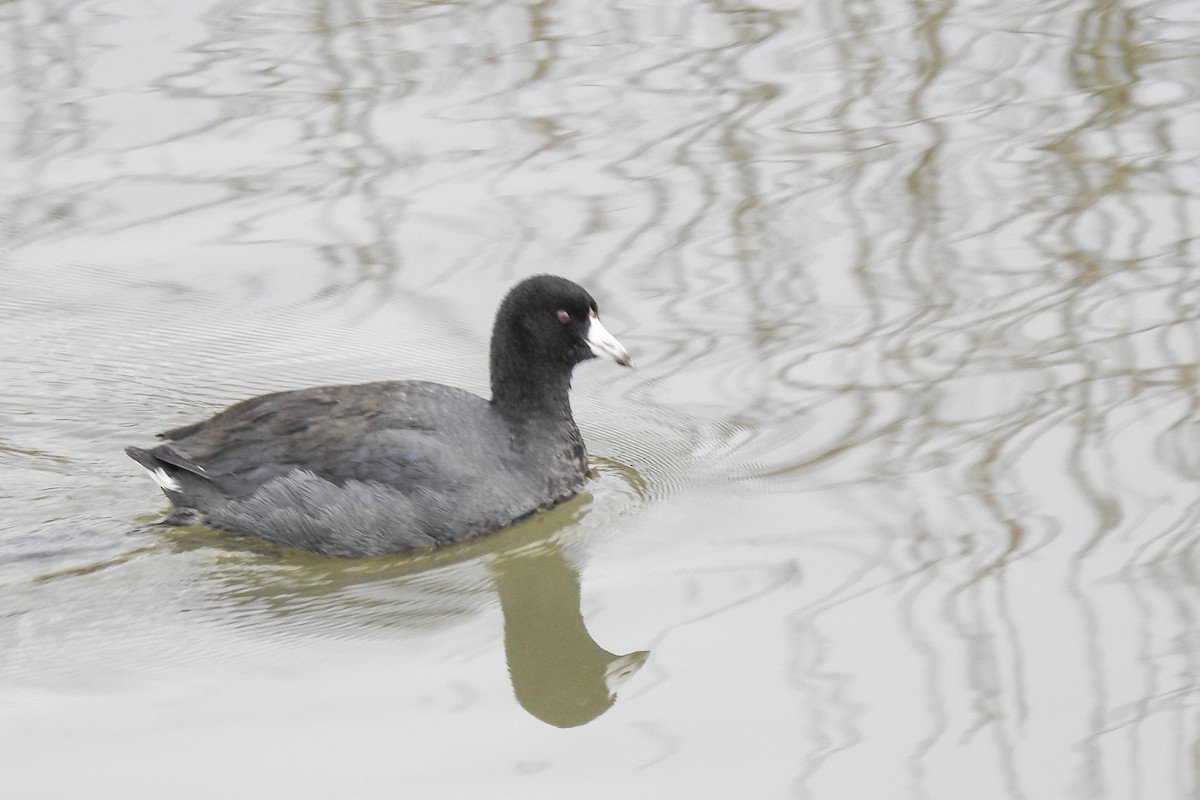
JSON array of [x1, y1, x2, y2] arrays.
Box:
[[126, 275, 628, 556], [126, 275, 628, 557], [127, 381, 588, 556]]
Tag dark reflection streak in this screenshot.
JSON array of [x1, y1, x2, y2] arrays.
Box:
[[789, 619, 857, 800], [789, 546, 882, 800], [750, 0, 896, 491], [601, 9, 790, 404], [492, 100, 571, 183], [163, 0, 418, 306], [968, 579, 1037, 797], [993, 571, 1031, 731], [312, 0, 403, 300], [905, 0, 1026, 789], [717, 6, 787, 406], [26, 543, 160, 583], [598, 124, 718, 331], [1128, 401, 1200, 795], [1162, 549, 1199, 800], [827, 0, 889, 357], [346, 0, 404, 291], [755, 404, 903, 478], [439, 3, 570, 283], [1049, 2, 1144, 797], [583, 0, 670, 291], [429, 0, 570, 186], [897, 533, 948, 800], [525, 0, 556, 84], [1046, 3, 1166, 796], [584, 165, 667, 299], [789, 3, 896, 794], [502, 7, 572, 282], [92, 184, 245, 235], [231, 0, 348, 299], [5, 0, 89, 249], [944, 582, 997, 745], [803, 45, 943, 493], [1122, 562, 1156, 796], [897, 0, 951, 305]]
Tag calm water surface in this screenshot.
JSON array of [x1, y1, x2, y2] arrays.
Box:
[[3, 1, 1200, 798]]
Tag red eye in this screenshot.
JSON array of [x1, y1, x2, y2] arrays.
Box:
[[555, 310, 571, 324]]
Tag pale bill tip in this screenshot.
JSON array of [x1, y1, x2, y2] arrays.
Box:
[[586, 315, 633, 368]]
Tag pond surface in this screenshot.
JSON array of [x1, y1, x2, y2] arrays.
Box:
[[3, 0, 1200, 797]]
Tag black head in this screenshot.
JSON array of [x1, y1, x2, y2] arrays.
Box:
[[493, 275, 631, 368], [489, 275, 631, 414]]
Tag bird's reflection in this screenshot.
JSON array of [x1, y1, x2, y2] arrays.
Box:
[[492, 539, 648, 727], [170, 486, 648, 727]]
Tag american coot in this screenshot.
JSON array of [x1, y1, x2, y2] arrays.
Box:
[[127, 275, 632, 557]]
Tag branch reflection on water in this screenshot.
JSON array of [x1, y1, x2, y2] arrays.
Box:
[[3, 0, 1200, 794]]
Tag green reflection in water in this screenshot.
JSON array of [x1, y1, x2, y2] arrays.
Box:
[[493, 534, 648, 728], [146, 463, 649, 727]]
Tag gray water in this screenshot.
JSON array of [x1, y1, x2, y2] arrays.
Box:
[[3, 0, 1200, 797]]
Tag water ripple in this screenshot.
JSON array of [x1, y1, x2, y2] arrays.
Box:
[[3, 0, 1200, 796]]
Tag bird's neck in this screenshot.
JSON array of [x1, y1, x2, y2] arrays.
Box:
[[490, 346, 576, 422]]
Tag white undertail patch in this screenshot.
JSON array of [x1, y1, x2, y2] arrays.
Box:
[[148, 467, 181, 492]]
